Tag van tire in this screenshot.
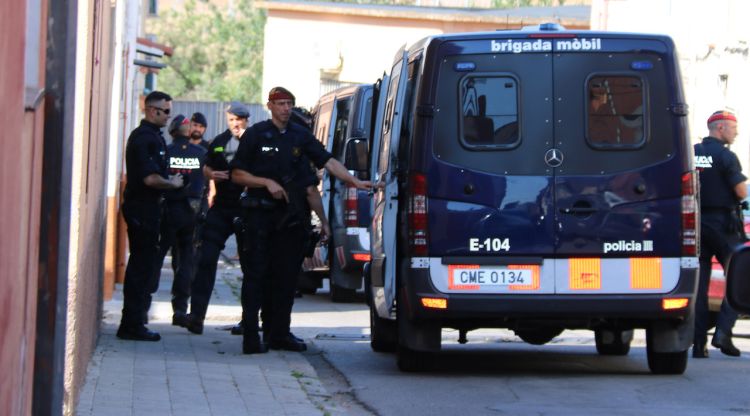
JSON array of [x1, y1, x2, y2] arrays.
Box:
[[515, 327, 563, 345], [370, 305, 397, 353], [595, 329, 633, 356], [646, 328, 688, 375]]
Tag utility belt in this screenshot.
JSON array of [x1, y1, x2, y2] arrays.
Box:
[[240, 194, 279, 210]]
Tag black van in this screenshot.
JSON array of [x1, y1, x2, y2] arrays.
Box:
[[302, 85, 374, 301], [365, 25, 699, 374]]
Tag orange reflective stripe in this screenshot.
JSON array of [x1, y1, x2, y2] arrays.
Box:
[[630, 257, 662, 289], [508, 265, 540, 290], [569, 258, 602, 290]]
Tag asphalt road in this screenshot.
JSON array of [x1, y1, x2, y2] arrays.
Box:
[[289, 292, 750, 416]]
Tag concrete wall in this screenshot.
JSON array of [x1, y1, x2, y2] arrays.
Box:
[[63, 0, 115, 413], [260, 2, 590, 108], [591, 0, 750, 175]]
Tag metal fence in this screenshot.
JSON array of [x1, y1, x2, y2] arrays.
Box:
[[171, 100, 269, 141]]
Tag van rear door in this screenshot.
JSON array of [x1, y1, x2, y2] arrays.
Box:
[[551, 38, 682, 294]]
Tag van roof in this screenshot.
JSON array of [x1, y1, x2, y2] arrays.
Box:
[[407, 27, 675, 56]]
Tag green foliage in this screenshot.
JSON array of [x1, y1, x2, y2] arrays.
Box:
[[154, 0, 266, 102]]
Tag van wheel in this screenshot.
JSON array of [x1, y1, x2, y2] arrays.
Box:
[[370, 305, 397, 353], [646, 329, 687, 375], [515, 327, 563, 345], [595, 329, 633, 356]]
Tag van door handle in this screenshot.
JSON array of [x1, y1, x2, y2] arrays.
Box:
[[559, 207, 597, 215]]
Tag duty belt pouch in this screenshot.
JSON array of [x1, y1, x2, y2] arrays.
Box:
[[240, 195, 277, 210], [188, 198, 202, 215]]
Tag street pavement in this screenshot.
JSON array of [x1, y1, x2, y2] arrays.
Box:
[[76, 241, 370, 416], [75, 238, 750, 416]]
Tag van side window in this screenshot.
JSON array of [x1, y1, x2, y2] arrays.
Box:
[[315, 100, 334, 149], [459, 76, 519, 149], [378, 60, 403, 175], [332, 98, 352, 156], [586, 76, 645, 148]]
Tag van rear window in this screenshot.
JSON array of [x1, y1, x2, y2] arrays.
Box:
[[586, 76, 645, 148], [459, 76, 519, 149]]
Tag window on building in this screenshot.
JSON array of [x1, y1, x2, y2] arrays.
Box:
[[149, 0, 158, 16]]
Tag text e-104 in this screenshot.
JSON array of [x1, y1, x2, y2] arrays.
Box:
[[469, 238, 510, 252]]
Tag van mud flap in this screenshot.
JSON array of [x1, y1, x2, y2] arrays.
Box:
[[648, 311, 694, 353]]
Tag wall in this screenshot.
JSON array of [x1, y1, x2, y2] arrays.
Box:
[[63, 0, 115, 413], [260, 2, 590, 108], [591, 0, 750, 175], [0, 0, 45, 413]]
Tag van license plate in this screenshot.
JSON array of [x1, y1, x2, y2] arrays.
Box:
[[449, 265, 533, 290]]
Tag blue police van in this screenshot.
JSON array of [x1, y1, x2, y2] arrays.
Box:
[[365, 25, 699, 374], [303, 84, 374, 301]]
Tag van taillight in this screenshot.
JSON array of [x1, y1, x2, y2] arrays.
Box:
[[345, 184, 358, 227], [409, 173, 428, 256], [682, 172, 698, 256]]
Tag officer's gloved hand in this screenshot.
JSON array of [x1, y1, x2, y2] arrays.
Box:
[[741, 200, 749, 211]]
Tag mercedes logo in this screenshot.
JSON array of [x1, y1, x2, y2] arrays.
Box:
[[544, 148, 564, 167]]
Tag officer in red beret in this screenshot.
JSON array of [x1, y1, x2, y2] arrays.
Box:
[[693, 110, 748, 358]]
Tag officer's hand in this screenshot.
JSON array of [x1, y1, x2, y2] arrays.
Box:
[[352, 179, 374, 190], [212, 170, 230, 182], [320, 222, 331, 243], [169, 174, 185, 189], [266, 179, 289, 202]]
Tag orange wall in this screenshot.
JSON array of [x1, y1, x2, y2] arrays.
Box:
[[0, 1, 44, 415]]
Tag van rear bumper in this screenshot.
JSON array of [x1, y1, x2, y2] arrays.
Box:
[[403, 267, 698, 327]]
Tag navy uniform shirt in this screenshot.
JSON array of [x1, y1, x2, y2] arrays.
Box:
[[124, 119, 168, 203], [230, 120, 331, 201], [165, 135, 206, 201], [695, 136, 747, 209], [206, 129, 245, 207]]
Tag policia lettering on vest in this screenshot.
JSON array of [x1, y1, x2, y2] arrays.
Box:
[[693, 110, 748, 359], [230, 87, 373, 354]]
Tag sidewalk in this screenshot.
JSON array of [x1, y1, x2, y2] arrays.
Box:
[[76, 247, 334, 416]]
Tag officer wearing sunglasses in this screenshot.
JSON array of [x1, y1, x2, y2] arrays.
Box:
[[118, 90, 184, 342]]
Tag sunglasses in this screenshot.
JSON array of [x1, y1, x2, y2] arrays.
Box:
[[148, 105, 171, 115]]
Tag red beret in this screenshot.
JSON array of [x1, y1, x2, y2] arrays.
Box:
[[707, 110, 737, 124]]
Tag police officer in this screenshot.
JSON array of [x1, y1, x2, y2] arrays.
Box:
[[118, 91, 184, 341], [185, 103, 250, 334], [693, 110, 748, 358], [189, 112, 210, 150], [230, 87, 371, 354], [152, 114, 206, 327]]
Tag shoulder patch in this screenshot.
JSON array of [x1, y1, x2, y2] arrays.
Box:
[[214, 146, 224, 153]]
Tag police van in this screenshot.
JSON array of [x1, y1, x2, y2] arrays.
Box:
[[365, 24, 699, 374], [303, 84, 374, 301]]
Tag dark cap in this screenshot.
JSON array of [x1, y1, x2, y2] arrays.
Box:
[[191, 112, 207, 127], [168, 114, 190, 134], [226, 102, 249, 119]]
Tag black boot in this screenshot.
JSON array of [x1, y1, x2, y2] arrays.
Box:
[[172, 311, 189, 327], [692, 340, 709, 358], [269, 333, 307, 352], [117, 324, 161, 342], [711, 329, 741, 357], [186, 314, 204, 335], [243, 333, 268, 355]]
